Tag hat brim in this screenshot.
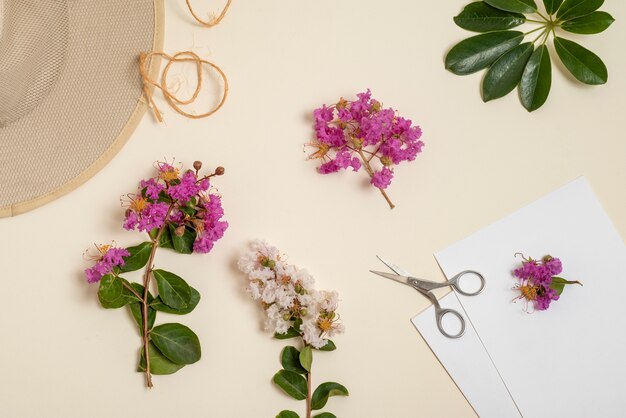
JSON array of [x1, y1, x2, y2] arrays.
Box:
[[0, 0, 164, 217]]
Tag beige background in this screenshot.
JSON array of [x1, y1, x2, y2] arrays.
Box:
[[1, 1, 625, 417]]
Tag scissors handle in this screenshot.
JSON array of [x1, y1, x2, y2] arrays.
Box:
[[434, 306, 466, 339], [448, 270, 486, 296]]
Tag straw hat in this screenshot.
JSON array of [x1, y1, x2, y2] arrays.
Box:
[[0, 0, 164, 217]]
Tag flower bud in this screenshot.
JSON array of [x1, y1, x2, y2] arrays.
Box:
[[215, 166, 225, 176], [300, 308, 308, 316], [283, 313, 291, 321], [542, 255, 553, 263], [381, 156, 393, 167], [193, 160, 202, 171], [295, 283, 304, 294], [370, 101, 381, 112], [336, 97, 348, 109], [174, 225, 186, 237]]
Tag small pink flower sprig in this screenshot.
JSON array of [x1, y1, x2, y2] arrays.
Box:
[[306, 89, 424, 209], [83, 160, 228, 388], [238, 241, 348, 418], [512, 254, 581, 313]]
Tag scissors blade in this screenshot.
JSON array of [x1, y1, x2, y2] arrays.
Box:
[[375, 255, 412, 277], [370, 270, 411, 286]]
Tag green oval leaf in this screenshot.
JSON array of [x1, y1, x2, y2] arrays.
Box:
[[98, 277, 139, 309], [299, 346, 313, 372], [98, 274, 122, 302], [454, 2, 525, 32], [152, 269, 191, 309], [128, 284, 156, 333], [169, 224, 196, 255], [318, 340, 337, 352], [273, 370, 308, 401], [550, 276, 583, 295], [561, 11, 614, 34], [311, 382, 349, 411], [151, 286, 200, 315], [482, 42, 534, 102], [543, 0, 563, 15], [313, 414, 337, 418], [520, 45, 552, 112], [281, 346, 307, 374], [150, 323, 201, 365], [150, 227, 173, 249], [119, 242, 153, 273], [484, 0, 537, 14], [138, 341, 185, 375], [557, 0, 603, 21], [554, 37, 607, 84], [276, 411, 300, 418], [445, 31, 524, 75]]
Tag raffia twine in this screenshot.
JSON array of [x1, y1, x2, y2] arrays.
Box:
[[186, 0, 232, 27]]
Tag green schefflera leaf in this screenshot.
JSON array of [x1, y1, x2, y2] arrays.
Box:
[[484, 0, 537, 14], [311, 382, 349, 411], [445, 31, 524, 75], [152, 269, 192, 309], [119, 242, 153, 273], [151, 286, 200, 315], [138, 341, 185, 375], [281, 346, 307, 374], [454, 2, 525, 33], [554, 37, 607, 85], [543, 0, 563, 15], [557, 0, 604, 22], [520, 44, 552, 112], [276, 411, 300, 418], [561, 11, 614, 34], [273, 370, 308, 401], [299, 346, 313, 373], [169, 224, 196, 255], [150, 323, 201, 365], [313, 414, 337, 418], [482, 42, 534, 102]]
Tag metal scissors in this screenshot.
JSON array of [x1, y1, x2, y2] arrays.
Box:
[[371, 256, 486, 339]]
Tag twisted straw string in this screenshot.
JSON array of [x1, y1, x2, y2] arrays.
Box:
[[186, 0, 232, 27], [139, 51, 229, 122]]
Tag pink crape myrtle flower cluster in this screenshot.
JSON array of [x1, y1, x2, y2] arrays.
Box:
[[84, 244, 130, 283], [512, 254, 581, 312], [307, 89, 424, 209]]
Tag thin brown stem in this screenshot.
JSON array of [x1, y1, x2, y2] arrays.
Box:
[[306, 369, 312, 418], [355, 149, 395, 209], [141, 205, 174, 388]]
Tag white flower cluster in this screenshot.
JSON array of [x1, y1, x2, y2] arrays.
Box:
[[238, 240, 344, 349]]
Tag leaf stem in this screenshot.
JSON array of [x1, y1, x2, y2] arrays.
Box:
[[535, 11, 550, 22], [531, 27, 549, 44], [525, 25, 546, 37], [306, 367, 312, 418], [355, 148, 395, 209], [141, 205, 174, 388]]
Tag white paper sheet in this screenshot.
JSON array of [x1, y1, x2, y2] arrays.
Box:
[[420, 178, 626, 418]]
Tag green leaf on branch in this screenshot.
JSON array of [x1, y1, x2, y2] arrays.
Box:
[[274, 319, 303, 340], [151, 286, 200, 315], [169, 224, 196, 254], [272, 370, 308, 401], [484, 0, 537, 14], [150, 227, 173, 249], [152, 269, 191, 309], [98, 274, 122, 302], [150, 323, 201, 365], [445, 31, 524, 75], [520, 44, 552, 112], [98, 277, 139, 309], [138, 341, 185, 375], [557, 0, 603, 22], [550, 276, 583, 296], [281, 346, 307, 374], [482, 42, 534, 102], [313, 414, 337, 418], [311, 382, 349, 410], [543, 0, 563, 15], [454, 2, 525, 33], [128, 283, 155, 332], [119, 242, 153, 273], [561, 11, 614, 34], [276, 411, 300, 418], [318, 340, 337, 352], [299, 346, 313, 372], [554, 37, 607, 85]]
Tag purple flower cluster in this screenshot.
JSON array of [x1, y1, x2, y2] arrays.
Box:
[[513, 255, 565, 311], [84, 246, 130, 283], [122, 161, 228, 254], [308, 90, 423, 207]]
